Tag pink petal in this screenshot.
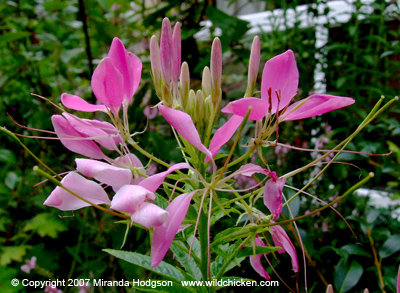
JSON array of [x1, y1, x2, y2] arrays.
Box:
[[128, 52, 142, 99], [397, 265, 400, 293], [159, 105, 212, 158], [51, 115, 106, 159], [221, 97, 268, 121], [44, 172, 111, 211], [108, 38, 134, 101], [110, 185, 155, 214], [91, 57, 124, 113], [133, 202, 169, 228], [21, 264, 31, 274], [326, 285, 334, 293], [75, 158, 132, 189], [261, 50, 299, 112], [61, 93, 107, 112], [115, 153, 144, 184], [62, 113, 119, 151], [236, 163, 268, 177], [139, 162, 191, 193], [264, 178, 286, 221], [151, 192, 194, 267], [282, 94, 355, 121], [270, 224, 298, 272], [249, 235, 271, 280], [206, 115, 244, 162], [85, 119, 122, 144]]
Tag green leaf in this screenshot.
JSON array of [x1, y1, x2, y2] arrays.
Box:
[[103, 249, 185, 282], [0, 32, 30, 46], [0, 245, 30, 266], [212, 225, 270, 247], [379, 234, 400, 258], [0, 149, 16, 164], [211, 242, 246, 277], [23, 213, 67, 238], [170, 242, 202, 281], [334, 259, 363, 293], [236, 246, 280, 258], [4, 172, 20, 190], [335, 244, 371, 262]]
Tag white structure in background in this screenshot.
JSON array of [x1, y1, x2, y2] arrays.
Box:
[[196, 0, 399, 93], [356, 188, 400, 221]]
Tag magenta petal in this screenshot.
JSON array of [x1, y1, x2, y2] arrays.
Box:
[[172, 22, 181, 83], [85, 119, 122, 145], [91, 57, 124, 113], [51, 115, 106, 159], [159, 105, 212, 158], [397, 265, 400, 293], [264, 178, 286, 221], [128, 52, 142, 99], [206, 115, 244, 162], [261, 50, 299, 112], [249, 236, 271, 280], [270, 225, 298, 272], [111, 185, 155, 214], [151, 192, 194, 267], [160, 18, 173, 83], [139, 162, 191, 193], [44, 172, 110, 211], [76, 158, 132, 189], [221, 98, 268, 121], [282, 94, 355, 121], [61, 93, 107, 112], [133, 202, 169, 228], [236, 163, 268, 177]]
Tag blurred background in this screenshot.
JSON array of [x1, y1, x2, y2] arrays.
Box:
[[1, 0, 399, 292]]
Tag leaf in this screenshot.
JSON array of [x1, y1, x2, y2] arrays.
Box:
[[0, 245, 30, 266], [211, 242, 246, 277], [0, 32, 30, 46], [236, 246, 280, 258], [334, 259, 363, 293], [4, 172, 20, 190], [103, 249, 185, 282], [212, 225, 270, 247], [170, 242, 202, 281], [336, 244, 372, 262], [23, 213, 67, 238], [0, 149, 16, 164], [379, 234, 400, 258]]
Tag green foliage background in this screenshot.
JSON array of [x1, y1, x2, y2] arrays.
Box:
[[0, 0, 399, 292]]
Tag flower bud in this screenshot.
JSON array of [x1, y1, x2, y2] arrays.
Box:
[[180, 62, 190, 110], [162, 82, 173, 107], [160, 17, 172, 84], [245, 36, 260, 97], [172, 22, 181, 84], [150, 35, 162, 97], [186, 89, 196, 117], [202, 66, 211, 98], [195, 90, 204, 123], [210, 38, 222, 106], [204, 96, 213, 123]]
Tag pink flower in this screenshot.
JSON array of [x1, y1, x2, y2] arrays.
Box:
[[249, 235, 271, 280], [208, 50, 355, 157], [270, 224, 298, 273], [21, 256, 36, 274], [44, 286, 62, 293]]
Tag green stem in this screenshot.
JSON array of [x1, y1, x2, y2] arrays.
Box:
[[198, 209, 209, 281], [128, 138, 171, 168]]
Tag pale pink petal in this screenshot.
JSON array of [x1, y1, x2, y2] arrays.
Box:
[[62, 113, 119, 151], [44, 172, 111, 211], [21, 264, 31, 274], [61, 93, 107, 112], [133, 202, 169, 228], [160, 18, 173, 83], [151, 192, 194, 267], [91, 57, 124, 113], [282, 94, 355, 121], [270, 224, 298, 272], [86, 119, 122, 144], [128, 52, 142, 99], [221, 98, 268, 121], [115, 153, 144, 184], [28, 256, 36, 269], [264, 178, 286, 221], [326, 285, 334, 293], [261, 50, 299, 112], [249, 235, 271, 280], [75, 158, 132, 189], [236, 163, 268, 177], [51, 115, 106, 159], [159, 105, 212, 158], [139, 162, 191, 193], [111, 185, 155, 214], [206, 115, 244, 162]]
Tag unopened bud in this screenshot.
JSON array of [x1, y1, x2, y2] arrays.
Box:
[[172, 22, 181, 83], [150, 36, 162, 97], [186, 89, 196, 117], [162, 83, 173, 107], [245, 36, 260, 97], [204, 96, 213, 123], [202, 66, 211, 97], [210, 38, 222, 106], [195, 90, 204, 122], [160, 17, 172, 84], [180, 62, 190, 110]]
